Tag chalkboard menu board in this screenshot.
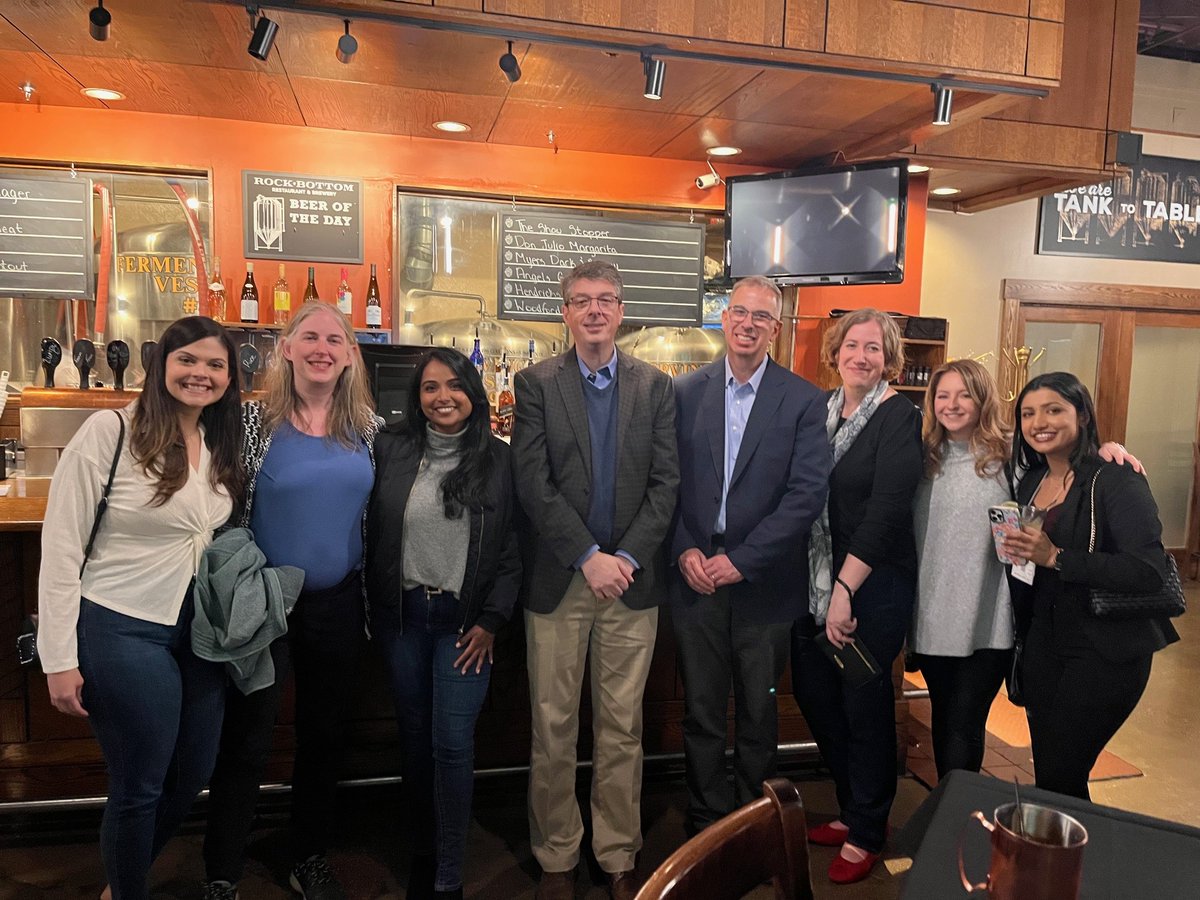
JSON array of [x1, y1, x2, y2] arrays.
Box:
[[498, 210, 704, 325], [242, 170, 363, 264], [0, 172, 93, 300]]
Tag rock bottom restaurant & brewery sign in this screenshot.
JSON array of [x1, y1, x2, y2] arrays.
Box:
[[242, 170, 363, 265]]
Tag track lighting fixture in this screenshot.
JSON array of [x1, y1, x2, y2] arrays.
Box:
[[932, 83, 953, 126], [498, 41, 521, 83], [336, 19, 357, 64], [88, 1, 111, 42], [247, 7, 279, 61], [642, 55, 665, 100]]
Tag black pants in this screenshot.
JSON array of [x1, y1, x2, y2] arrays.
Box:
[[791, 564, 914, 854], [1022, 618, 1151, 800], [672, 586, 791, 831], [203, 571, 366, 882], [916, 648, 1010, 778]]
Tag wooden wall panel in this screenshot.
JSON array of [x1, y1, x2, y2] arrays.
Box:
[[824, 0, 1029, 76], [783, 0, 827, 51], [993, 0, 1114, 129], [1030, 0, 1066, 20], [918, 0, 1029, 13], [484, 0, 787, 46], [917, 119, 1105, 170], [1107, 0, 1138, 133], [1026, 19, 1064, 80]]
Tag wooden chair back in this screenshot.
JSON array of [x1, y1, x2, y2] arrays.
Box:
[[636, 778, 814, 900]]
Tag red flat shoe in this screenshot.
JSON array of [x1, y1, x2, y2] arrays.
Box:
[[807, 821, 851, 846], [828, 851, 880, 885]]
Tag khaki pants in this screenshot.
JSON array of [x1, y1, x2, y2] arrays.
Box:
[[525, 571, 659, 874]]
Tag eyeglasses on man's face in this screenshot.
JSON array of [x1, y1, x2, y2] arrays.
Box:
[[726, 304, 780, 326], [565, 293, 621, 311]]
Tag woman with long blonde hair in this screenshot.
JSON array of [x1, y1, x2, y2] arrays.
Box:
[[202, 301, 379, 900], [911, 359, 1015, 777]]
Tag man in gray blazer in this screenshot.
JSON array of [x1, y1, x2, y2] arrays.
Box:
[[513, 260, 679, 900]]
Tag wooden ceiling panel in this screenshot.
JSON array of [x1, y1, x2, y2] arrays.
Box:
[[290, 77, 504, 138], [654, 119, 876, 168], [509, 45, 760, 117], [0, 48, 106, 109], [490, 99, 699, 156], [0, 1, 276, 72], [709, 69, 921, 131], [53, 57, 304, 125], [272, 13, 510, 96], [0, 13, 40, 51]]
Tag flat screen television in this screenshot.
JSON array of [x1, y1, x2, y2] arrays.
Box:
[[724, 159, 907, 286]]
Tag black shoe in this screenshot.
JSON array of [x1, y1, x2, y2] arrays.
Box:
[[433, 889, 463, 900], [289, 855, 346, 900], [201, 882, 239, 900]]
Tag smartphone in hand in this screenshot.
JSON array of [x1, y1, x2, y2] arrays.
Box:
[[988, 504, 1023, 564]]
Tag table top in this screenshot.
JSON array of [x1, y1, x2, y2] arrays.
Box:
[[896, 770, 1200, 898]]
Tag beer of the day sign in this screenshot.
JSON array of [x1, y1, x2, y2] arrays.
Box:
[[242, 171, 363, 264], [1037, 155, 1200, 263]]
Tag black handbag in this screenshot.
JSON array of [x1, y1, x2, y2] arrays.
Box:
[[1004, 637, 1025, 707], [1086, 469, 1186, 620], [17, 411, 124, 668]]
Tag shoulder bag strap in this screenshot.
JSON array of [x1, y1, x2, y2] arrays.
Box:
[[79, 410, 125, 578], [1087, 469, 1102, 554]]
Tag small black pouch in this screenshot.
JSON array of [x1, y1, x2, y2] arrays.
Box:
[[816, 632, 881, 688], [17, 615, 38, 667]]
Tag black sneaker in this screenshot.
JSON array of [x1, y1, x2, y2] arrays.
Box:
[[289, 855, 346, 900], [201, 882, 239, 900]]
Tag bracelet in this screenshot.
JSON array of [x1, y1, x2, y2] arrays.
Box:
[[835, 576, 856, 599]]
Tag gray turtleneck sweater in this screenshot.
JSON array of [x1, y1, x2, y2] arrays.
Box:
[[911, 439, 1014, 656], [402, 425, 470, 594]]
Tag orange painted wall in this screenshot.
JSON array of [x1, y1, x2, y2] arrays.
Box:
[[0, 102, 764, 329], [791, 176, 928, 381]]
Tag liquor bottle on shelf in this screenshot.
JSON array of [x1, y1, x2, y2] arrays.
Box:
[[208, 256, 226, 323], [497, 357, 515, 438], [336, 267, 352, 316], [365, 264, 382, 328], [526, 338, 536, 370], [272, 264, 291, 326], [240, 263, 259, 323], [303, 266, 319, 303], [469, 330, 485, 378]]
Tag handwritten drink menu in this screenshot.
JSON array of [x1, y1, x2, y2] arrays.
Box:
[[498, 209, 704, 325]]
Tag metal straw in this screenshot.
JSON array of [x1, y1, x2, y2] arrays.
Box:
[[1013, 776, 1025, 838]]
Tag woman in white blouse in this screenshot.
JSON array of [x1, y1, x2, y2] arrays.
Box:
[[38, 316, 244, 900]]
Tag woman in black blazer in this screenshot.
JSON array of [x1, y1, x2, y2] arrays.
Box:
[[1002, 372, 1178, 800]]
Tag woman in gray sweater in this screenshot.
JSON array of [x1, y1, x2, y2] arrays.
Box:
[[911, 359, 1014, 776]]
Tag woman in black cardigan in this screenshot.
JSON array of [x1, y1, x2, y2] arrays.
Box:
[[366, 348, 521, 900], [1002, 372, 1178, 800], [791, 308, 924, 884]]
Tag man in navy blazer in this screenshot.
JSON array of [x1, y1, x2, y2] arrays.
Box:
[[670, 275, 831, 833]]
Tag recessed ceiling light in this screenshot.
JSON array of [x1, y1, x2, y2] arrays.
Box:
[[82, 87, 125, 101], [433, 120, 471, 133], [930, 186, 961, 196], [907, 163, 930, 174], [707, 146, 741, 157]]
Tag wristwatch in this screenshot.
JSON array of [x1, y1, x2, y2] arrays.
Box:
[[1051, 547, 1064, 572]]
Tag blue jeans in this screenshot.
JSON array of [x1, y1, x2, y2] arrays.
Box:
[[77, 592, 226, 900], [374, 589, 492, 892]]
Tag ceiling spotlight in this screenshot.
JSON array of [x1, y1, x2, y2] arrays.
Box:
[[433, 120, 471, 133], [931, 186, 961, 196], [932, 83, 953, 126], [19, 82, 35, 102], [707, 146, 742, 157], [642, 55, 665, 101], [336, 19, 357, 64], [498, 41, 521, 84], [907, 163, 930, 173], [247, 8, 279, 61], [89, 1, 110, 42], [82, 87, 125, 101]]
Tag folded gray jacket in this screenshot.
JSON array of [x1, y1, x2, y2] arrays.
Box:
[[192, 527, 304, 694]]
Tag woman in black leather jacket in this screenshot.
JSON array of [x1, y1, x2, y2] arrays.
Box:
[[1002, 371, 1178, 800], [366, 347, 520, 900]]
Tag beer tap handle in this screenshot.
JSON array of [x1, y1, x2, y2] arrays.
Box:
[[72, 339, 96, 391], [140, 341, 157, 376], [106, 340, 130, 392], [40, 337, 62, 388]]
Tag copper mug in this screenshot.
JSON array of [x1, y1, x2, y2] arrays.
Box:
[[959, 801, 1088, 899]]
